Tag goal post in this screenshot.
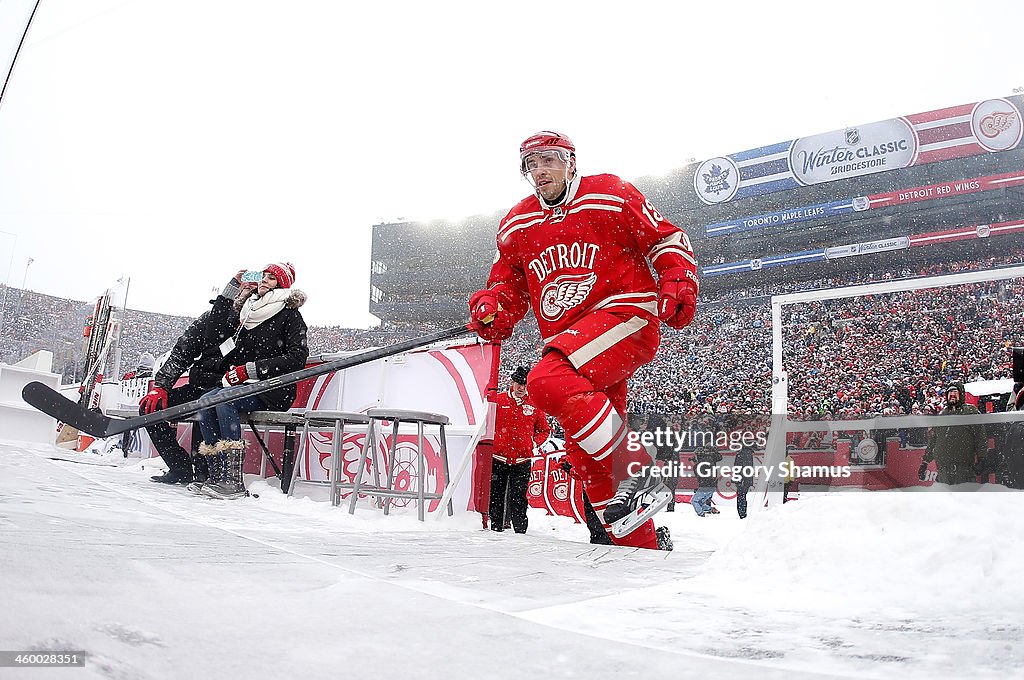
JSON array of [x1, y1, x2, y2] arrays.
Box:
[[750, 263, 1024, 512]]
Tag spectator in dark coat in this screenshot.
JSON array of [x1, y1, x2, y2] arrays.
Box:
[[733, 445, 755, 519], [646, 413, 679, 511], [141, 272, 244, 484], [690, 445, 722, 517], [196, 262, 308, 499], [920, 381, 989, 485]]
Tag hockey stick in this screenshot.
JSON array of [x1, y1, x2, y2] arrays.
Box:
[[23, 324, 476, 438]]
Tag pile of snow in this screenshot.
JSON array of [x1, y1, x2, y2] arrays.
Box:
[[680, 490, 1024, 615]]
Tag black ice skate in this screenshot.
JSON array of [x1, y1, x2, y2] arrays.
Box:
[[603, 466, 673, 538]]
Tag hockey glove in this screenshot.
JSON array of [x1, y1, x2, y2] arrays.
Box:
[[657, 266, 699, 329], [139, 386, 169, 415], [224, 362, 257, 386], [469, 289, 515, 342]]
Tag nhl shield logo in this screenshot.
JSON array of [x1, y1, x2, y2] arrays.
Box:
[[845, 128, 861, 146]]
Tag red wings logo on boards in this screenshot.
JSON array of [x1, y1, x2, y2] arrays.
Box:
[[539, 272, 597, 321]]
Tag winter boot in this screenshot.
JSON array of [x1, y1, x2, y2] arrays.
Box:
[[203, 440, 248, 500], [191, 451, 210, 483], [655, 526, 674, 551], [603, 463, 673, 538], [151, 468, 191, 484], [186, 443, 219, 493]]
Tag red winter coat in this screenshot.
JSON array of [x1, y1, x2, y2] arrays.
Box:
[[492, 390, 550, 465]]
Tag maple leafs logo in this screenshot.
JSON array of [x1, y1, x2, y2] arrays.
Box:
[[539, 272, 597, 321], [702, 163, 732, 196]]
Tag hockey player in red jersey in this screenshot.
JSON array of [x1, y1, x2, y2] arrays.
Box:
[[469, 131, 698, 550]]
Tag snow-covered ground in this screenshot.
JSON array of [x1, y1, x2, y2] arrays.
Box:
[[1, 441, 1022, 680]]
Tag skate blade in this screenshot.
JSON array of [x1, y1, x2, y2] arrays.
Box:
[[608, 486, 673, 538]]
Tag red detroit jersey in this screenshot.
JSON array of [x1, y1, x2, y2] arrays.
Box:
[[491, 390, 550, 465], [487, 173, 695, 341]]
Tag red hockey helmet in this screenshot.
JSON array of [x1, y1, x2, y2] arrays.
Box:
[[519, 131, 575, 173]]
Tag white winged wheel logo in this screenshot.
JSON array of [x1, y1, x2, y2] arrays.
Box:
[[539, 272, 598, 321]]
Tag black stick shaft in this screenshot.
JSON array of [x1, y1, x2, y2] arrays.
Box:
[[24, 324, 474, 437]]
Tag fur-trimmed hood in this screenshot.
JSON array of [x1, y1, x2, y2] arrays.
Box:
[[284, 289, 307, 309]]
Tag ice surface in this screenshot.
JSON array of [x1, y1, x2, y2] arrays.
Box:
[[1, 442, 1021, 679]]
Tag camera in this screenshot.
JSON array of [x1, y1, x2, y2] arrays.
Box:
[[241, 270, 263, 283]]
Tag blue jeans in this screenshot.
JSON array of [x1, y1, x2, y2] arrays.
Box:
[[691, 488, 714, 516], [197, 388, 265, 444]]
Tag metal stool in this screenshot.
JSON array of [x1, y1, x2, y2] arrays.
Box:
[[348, 408, 453, 521], [246, 411, 306, 493], [289, 410, 371, 505]]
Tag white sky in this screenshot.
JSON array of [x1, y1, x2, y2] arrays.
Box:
[[0, 0, 1022, 327]]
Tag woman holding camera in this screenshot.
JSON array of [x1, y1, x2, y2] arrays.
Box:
[[196, 262, 309, 499]]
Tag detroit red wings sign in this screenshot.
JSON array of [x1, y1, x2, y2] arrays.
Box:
[[539, 272, 597, 322]]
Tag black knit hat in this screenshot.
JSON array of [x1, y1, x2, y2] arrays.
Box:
[[511, 366, 529, 385]]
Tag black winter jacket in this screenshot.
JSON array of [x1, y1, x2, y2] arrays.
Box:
[[153, 294, 239, 392], [221, 289, 309, 411], [691, 447, 723, 489]]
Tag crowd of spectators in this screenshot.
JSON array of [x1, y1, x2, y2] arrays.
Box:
[[2, 249, 1023, 422], [784, 278, 1022, 419], [0, 287, 94, 380]]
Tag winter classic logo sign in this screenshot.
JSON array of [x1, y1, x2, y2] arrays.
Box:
[[971, 98, 1022, 152], [693, 156, 739, 204], [789, 117, 918, 185]]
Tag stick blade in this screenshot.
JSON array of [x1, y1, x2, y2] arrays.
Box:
[[21, 381, 115, 437]]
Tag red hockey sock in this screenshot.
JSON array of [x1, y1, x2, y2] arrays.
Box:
[[561, 424, 660, 551]]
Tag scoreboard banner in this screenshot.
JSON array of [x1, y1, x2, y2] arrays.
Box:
[[705, 197, 864, 237], [703, 219, 1024, 278], [694, 97, 1023, 205]]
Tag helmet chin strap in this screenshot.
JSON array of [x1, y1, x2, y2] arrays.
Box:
[[537, 164, 576, 208]]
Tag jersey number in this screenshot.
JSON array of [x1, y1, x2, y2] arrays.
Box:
[[641, 199, 664, 228]]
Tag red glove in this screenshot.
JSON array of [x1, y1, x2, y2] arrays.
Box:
[[657, 266, 699, 329], [224, 362, 257, 385], [139, 387, 168, 415], [469, 289, 515, 342]]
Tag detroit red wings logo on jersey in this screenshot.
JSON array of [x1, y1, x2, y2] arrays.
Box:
[[540, 272, 597, 321]]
